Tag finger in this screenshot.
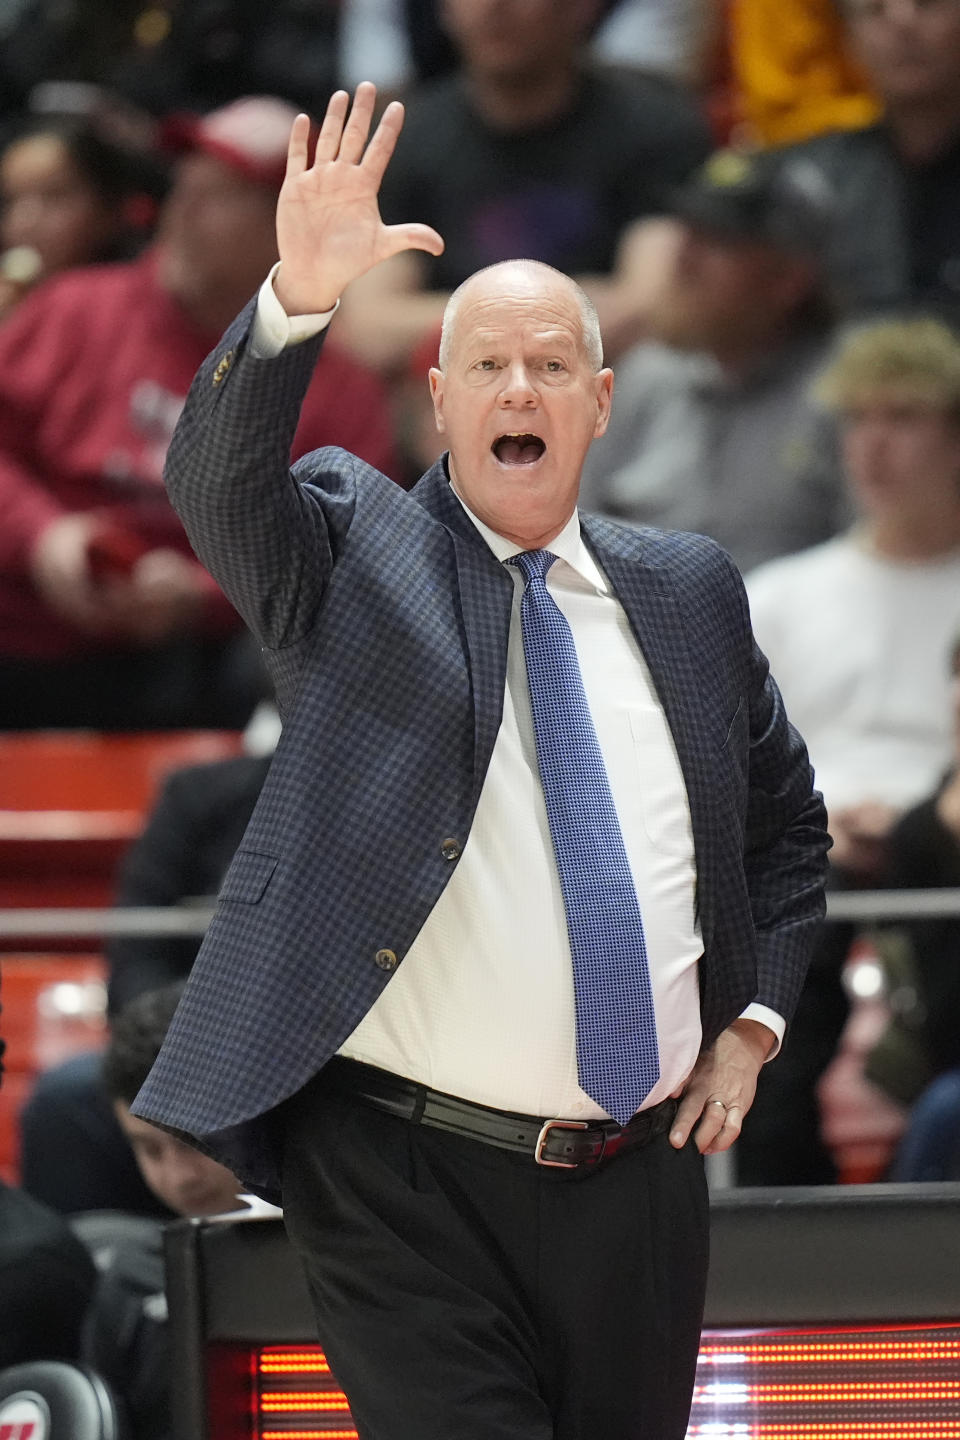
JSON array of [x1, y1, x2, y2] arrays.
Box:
[[338, 81, 378, 165], [382, 222, 445, 260], [360, 98, 405, 186], [704, 1121, 738, 1153], [693, 1104, 729, 1153], [703, 1104, 743, 1154], [720, 1104, 743, 1142], [312, 90, 350, 165], [285, 112, 313, 179], [669, 1092, 707, 1149]]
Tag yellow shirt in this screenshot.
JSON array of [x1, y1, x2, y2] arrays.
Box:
[[729, 0, 881, 147]]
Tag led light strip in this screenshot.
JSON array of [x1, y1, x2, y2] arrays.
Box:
[[261, 1431, 358, 1439], [261, 1395, 352, 1414], [694, 1380, 960, 1403], [259, 1352, 332, 1374], [698, 1341, 960, 1364], [687, 1427, 960, 1438]]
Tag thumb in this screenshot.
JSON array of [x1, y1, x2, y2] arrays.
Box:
[[382, 222, 445, 260]]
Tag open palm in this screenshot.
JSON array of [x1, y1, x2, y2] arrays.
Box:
[[274, 82, 444, 315]]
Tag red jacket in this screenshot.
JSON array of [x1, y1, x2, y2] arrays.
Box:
[[0, 251, 398, 658]]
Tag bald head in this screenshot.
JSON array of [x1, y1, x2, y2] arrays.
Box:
[[427, 255, 613, 550], [438, 260, 604, 373]]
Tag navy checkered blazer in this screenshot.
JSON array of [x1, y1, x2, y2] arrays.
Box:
[[132, 302, 830, 1202]]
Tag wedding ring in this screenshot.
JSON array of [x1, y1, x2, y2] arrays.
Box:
[[707, 1098, 727, 1110]]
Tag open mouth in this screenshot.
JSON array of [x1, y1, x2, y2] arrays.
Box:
[[492, 432, 546, 466]]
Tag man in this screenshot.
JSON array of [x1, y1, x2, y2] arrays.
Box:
[[83, 983, 246, 1440], [746, 315, 960, 877], [580, 146, 849, 573], [134, 85, 829, 1440], [729, 0, 880, 147], [0, 94, 396, 729], [737, 315, 960, 1187], [334, 0, 711, 373], [782, 0, 960, 315]]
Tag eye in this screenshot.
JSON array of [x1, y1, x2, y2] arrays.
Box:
[[545, 359, 566, 373], [473, 358, 497, 371]]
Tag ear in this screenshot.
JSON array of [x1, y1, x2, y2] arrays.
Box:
[[429, 367, 446, 434], [593, 368, 614, 438]]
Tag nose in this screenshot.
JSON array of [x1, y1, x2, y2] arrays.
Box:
[[167, 1150, 213, 1203], [497, 360, 537, 408]]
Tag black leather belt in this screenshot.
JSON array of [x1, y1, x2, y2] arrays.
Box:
[[324, 1057, 678, 1170]]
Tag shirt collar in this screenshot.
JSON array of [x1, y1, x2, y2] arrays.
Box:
[[451, 483, 608, 594]]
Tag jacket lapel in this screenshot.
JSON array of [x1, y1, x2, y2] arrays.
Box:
[[581, 514, 723, 948], [410, 460, 514, 801]]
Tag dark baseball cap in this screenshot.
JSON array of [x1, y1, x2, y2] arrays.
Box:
[[671, 148, 837, 258]]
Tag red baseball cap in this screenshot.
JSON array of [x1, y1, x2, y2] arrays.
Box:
[[161, 95, 300, 190]]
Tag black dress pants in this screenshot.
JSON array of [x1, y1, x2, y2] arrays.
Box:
[[279, 1069, 709, 1440]]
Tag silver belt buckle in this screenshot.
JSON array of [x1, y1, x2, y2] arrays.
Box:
[[535, 1118, 589, 1168]]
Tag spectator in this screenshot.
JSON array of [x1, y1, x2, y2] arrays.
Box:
[[0, 113, 166, 319], [335, 0, 712, 373], [736, 316, 960, 1186], [779, 0, 960, 315], [580, 146, 849, 573], [0, 96, 397, 729], [20, 744, 273, 1215], [81, 982, 246, 1440], [746, 314, 960, 875], [729, 0, 881, 147], [338, 0, 714, 94], [737, 317, 960, 1185]]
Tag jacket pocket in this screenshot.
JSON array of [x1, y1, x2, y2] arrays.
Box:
[[218, 849, 279, 905]]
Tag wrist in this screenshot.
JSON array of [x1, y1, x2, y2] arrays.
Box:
[[272, 263, 339, 318], [728, 1017, 776, 1063]]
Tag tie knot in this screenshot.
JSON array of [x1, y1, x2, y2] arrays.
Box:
[[510, 549, 557, 585]]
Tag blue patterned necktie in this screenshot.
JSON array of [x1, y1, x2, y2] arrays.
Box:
[[510, 548, 660, 1125]]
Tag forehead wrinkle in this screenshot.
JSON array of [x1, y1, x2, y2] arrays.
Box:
[[451, 298, 586, 362], [468, 324, 581, 351]]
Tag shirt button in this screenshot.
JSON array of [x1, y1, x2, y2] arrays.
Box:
[[440, 837, 461, 861], [374, 948, 398, 972]]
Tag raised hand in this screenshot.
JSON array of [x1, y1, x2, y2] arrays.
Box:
[[274, 82, 444, 316]]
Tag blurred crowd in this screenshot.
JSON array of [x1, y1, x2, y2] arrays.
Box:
[[2, 0, 960, 1432]]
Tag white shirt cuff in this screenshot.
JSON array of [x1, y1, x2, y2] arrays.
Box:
[[249, 261, 340, 359], [739, 1002, 785, 1060]]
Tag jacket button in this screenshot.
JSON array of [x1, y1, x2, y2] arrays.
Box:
[[374, 948, 398, 971], [440, 837, 461, 861]]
